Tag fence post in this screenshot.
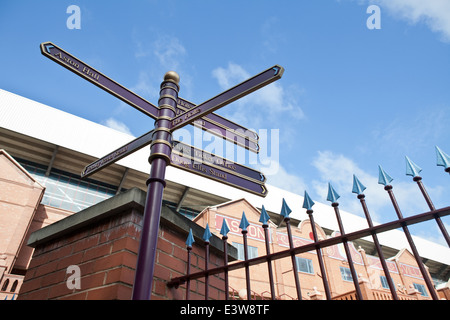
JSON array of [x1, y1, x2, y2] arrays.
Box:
[[378, 165, 439, 300], [303, 191, 332, 300], [203, 224, 212, 300], [220, 220, 230, 300], [259, 205, 276, 300], [280, 199, 302, 300], [239, 212, 251, 300], [185, 229, 195, 300], [327, 183, 363, 300], [352, 174, 399, 300], [405, 156, 450, 247]]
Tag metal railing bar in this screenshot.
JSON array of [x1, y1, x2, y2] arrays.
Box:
[[167, 206, 450, 288]]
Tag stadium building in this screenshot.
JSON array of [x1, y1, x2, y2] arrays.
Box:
[[1, 89, 449, 300]]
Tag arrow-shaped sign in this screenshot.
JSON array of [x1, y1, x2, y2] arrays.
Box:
[[40, 42, 160, 119], [170, 152, 267, 197], [81, 129, 155, 178], [177, 97, 260, 153], [170, 65, 284, 132], [172, 140, 266, 183], [41, 42, 262, 153]]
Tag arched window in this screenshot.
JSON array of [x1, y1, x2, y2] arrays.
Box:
[[10, 280, 18, 292], [1, 279, 9, 291]]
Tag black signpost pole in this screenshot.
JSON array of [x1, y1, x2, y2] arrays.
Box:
[[131, 71, 179, 300]]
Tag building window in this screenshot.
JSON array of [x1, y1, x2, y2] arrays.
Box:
[[296, 257, 314, 274], [1, 279, 9, 291], [340, 266, 353, 282], [413, 283, 429, 297], [19, 161, 117, 212], [10, 280, 18, 292], [232, 242, 258, 261], [380, 276, 389, 289]]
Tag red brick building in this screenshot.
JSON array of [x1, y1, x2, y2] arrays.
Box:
[[194, 198, 439, 300], [1, 89, 449, 300]]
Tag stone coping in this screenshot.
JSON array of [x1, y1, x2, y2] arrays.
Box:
[[27, 187, 237, 260]]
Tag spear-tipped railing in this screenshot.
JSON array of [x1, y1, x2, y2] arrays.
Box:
[[405, 155, 450, 247], [377, 165, 439, 300], [303, 191, 332, 300], [327, 182, 363, 300], [352, 174, 399, 300], [170, 147, 450, 300]]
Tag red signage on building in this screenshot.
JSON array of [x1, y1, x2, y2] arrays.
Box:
[[399, 263, 423, 279], [215, 214, 268, 242]]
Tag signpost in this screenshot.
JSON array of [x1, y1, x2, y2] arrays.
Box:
[[41, 42, 260, 153], [40, 41, 284, 300]]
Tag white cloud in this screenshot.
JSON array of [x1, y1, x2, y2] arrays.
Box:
[[212, 63, 249, 88], [255, 148, 446, 244], [261, 16, 287, 55], [133, 30, 187, 69], [211, 62, 305, 127], [132, 33, 194, 100], [310, 150, 387, 222], [371, 0, 450, 42], [310, 150, 445, 229], [371, 107, 449, 157], [102, 117, 133, 136], [131, 71, 159, 100], [263, 162, 309, 196], [152, 36, 187, 71]]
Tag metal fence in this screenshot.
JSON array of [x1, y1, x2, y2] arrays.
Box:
[[167, 148, 450, 300]]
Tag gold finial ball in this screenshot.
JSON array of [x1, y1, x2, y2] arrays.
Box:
[[164, 71, 180, 84]]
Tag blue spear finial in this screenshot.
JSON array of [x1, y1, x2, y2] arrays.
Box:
[[378, 165, 394, 186], [405, 156, 422, 178], [352, 174, 366, 195], [239, 212, 250, 231], [302, 191, 315, 211], [202, 223, 212, 242], [259, 205, 271, 225], [436, 146, 450, 169], [326, 182, 340, 203], [220, 219, 230, 237], [186, 228, 195, 247], [280, 198, 292, 218]]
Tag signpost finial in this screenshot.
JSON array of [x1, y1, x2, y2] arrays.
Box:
[[164, 71, 180, 84]]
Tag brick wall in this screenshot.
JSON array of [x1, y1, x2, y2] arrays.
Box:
[[18, 188, 234, 300]]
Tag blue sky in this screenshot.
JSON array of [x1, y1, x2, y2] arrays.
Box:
[[1, 1, 449, 245]]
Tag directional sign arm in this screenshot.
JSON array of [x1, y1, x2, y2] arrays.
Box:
[[177, 97, 260, 153], [81, 130, 155, 178], [172, 140, 266, 183], [40, 42, 160, 119], [171, 65, 284, 131], [170, 152, 267, 197]]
